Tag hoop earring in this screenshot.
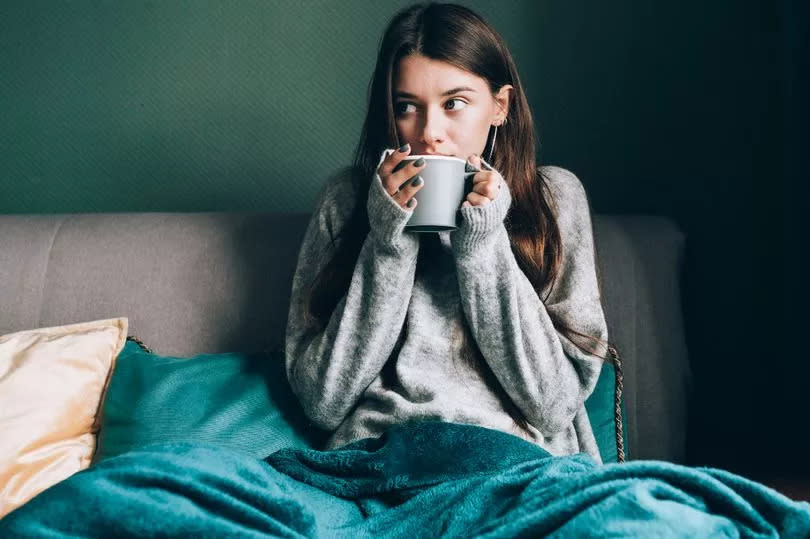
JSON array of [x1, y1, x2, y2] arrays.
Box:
[[487, 116, 507, 163]]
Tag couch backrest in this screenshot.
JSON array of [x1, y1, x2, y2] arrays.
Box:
[[0, 211, 689, 463]]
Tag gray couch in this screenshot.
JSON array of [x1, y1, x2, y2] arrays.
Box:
[[0, 210, 691, 463]]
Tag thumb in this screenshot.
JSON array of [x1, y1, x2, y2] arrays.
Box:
[[467, 154, 482, 170]]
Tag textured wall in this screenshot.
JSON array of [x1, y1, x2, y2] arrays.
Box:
[[0, 0, 541, 213]]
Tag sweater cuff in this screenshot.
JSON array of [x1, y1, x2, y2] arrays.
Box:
[[451, 180, 512, 256], [366, 163, 418, 255]]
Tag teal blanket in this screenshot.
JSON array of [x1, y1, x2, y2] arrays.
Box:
[[2, 421, 808, 538]]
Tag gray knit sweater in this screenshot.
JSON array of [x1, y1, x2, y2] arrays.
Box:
[[284, 158, 609, 463]]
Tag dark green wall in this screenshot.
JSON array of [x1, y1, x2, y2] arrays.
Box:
[[0, 0, 542, 213], [2, 1, 807, 475]]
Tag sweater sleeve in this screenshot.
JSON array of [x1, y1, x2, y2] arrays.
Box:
[[284, 162, 420, 430], [450, 166, 608, 435]]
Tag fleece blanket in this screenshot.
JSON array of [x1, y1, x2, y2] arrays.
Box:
[[1, 421, 808, 538]]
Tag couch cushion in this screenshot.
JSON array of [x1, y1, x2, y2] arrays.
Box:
[[0, 212, 309, 357], [0, 211, 690, 463], [95, 339, 326, 462], [97, 338, 627, 465], [0, 216, 66, 334]]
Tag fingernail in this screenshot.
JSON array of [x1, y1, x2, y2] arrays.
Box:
[[411, 176, 423, 186], [407, 198, 416, 208], [398, 143, 410, 152], [413, 158, 425, 167]]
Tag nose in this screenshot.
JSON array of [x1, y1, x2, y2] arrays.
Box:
[[420, 107, 445, 147]]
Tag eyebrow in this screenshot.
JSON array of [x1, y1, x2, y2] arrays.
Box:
[[395, 86, 477, 99]]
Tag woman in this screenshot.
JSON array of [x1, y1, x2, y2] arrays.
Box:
[[285, 1, 613, 463]]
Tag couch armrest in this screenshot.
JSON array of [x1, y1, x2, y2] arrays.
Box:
[[593, 215, 691, 463]]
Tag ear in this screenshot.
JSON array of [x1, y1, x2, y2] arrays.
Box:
[[493, 84, 513, 124]]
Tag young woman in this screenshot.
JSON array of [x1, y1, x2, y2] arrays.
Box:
[[285, 1, 613, 463]]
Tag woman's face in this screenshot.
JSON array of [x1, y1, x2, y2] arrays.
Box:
[[393, 54, 511, 159]]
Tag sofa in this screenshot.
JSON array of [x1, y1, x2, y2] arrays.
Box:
[[0, 208, 691, 464]]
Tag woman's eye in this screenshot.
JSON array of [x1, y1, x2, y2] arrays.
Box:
[[445, 98, 468, 111], [395, 102, 416, 115]]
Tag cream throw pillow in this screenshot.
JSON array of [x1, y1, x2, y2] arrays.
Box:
[[0, 317, 128, 518]]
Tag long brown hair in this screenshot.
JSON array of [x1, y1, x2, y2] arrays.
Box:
[[306, 2, 617, 433]]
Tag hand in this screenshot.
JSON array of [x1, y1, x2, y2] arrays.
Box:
[[376, 144, 426, 210], [461, 154, 503, 208]]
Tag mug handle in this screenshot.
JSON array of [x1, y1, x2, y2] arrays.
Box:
[[461, 158, 497, 207]]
